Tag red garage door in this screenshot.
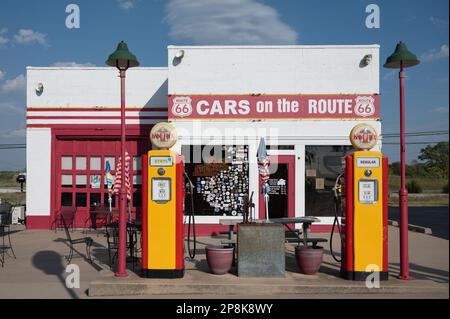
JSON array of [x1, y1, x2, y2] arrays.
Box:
[[53, 138, 149, 228]]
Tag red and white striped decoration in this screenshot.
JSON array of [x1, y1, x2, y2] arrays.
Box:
[[258, 157, 270, 184], [113, 151, 132, 201]]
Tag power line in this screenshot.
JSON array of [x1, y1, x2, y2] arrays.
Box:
[[383, 141, 448, 145], [382, 130, 448, 138]]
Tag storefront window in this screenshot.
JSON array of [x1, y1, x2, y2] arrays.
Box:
[[182, 145, 249, 216], [305, 145, 353, 217]]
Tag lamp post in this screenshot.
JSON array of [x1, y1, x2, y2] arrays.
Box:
[[384, 41, 420, 280], [106, 41, 139, 277]]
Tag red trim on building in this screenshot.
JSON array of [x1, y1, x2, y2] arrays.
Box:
[[26, 216, 51, 229], [183, 224, 232, 237], [382, 156, 389, 272], [310, 224, 333, 233], [27, 107, 168, 112], [27, 116, 167, 120]]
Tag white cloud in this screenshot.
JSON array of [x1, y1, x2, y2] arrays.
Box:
[[52, 61, 96, 67], [165, 0, 298, 45], [421, 44, 449, 62], [0, 128, 26, 138], [383, 70, 396, 80], [1, 74, 26, 94], [13, 29, 48, 46], [0, 101, 24, 114], [117, 0, 137, 10], [0, 70, 5, 80], [432, 107, 449, 113], [430, 16, 449, 28], [0, 27, 9, 47]]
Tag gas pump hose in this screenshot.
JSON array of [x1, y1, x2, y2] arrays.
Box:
[[330, 173, 344, 263], [184, 171, 197, 259]]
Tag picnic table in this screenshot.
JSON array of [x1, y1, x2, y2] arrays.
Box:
[[219, 216, 322, 246]]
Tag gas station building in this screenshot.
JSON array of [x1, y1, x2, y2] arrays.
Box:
[[26, 45, 382, 234]]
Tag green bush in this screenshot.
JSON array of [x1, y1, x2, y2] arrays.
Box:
[[406, 180, 423, 193], [443, 182, 449, 194]]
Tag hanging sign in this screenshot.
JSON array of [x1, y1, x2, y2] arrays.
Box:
[[349, 123, 378, 150], [150, 122, 177, 149], [168, 94, 379, 120]]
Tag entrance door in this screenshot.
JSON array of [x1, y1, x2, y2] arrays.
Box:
[[259, 155, 295, 219]]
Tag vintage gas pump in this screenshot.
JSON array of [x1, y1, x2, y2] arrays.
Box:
[[141, 122, 185, 278], [340, 123, 389, 281]]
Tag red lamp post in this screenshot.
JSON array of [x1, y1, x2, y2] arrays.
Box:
[[384, 41, 420, 280], [106, 41, 139, 277]]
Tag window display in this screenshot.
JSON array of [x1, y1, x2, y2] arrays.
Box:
[[182, 145, 249, 216]]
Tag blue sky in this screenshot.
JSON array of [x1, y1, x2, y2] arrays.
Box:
[[0, 0, 448, 170]]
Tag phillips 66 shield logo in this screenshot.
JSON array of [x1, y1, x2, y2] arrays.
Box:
[[354, 96, 376, 117], [171, 96, 193, 117]]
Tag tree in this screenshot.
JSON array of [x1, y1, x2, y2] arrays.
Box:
[[418, 142, 449, 178]]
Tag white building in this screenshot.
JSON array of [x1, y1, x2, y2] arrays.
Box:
[[26, 45, 381, 234]]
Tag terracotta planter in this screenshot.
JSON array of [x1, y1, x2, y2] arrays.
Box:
[[205, 245, 234, 275], [295, 246, 324, 275]]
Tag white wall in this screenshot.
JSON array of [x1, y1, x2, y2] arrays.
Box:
[[168, 45, 379, 94], [26, 128, 51, 216], [27, 67, 168, 108]]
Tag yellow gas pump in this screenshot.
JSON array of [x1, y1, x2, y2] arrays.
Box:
[[340, 124, 389, 281], [141, 123, 185, 278]]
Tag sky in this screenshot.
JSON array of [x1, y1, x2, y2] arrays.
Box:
[[0, 0, 448, 171]]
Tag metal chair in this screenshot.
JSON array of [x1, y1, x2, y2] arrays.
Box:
[[0, 208, 16, 267], [105, 221, 138, 271], [61, 214, 93, 264]]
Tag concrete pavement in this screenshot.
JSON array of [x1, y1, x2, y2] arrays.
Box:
[[0, 224, 448, 299]]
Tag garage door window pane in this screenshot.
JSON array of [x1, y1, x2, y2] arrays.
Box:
[[133, 157, 141, 170], [61, 175, 72, 187], [90, 193, 101, 208], [76, 157, 86, 170], [90, 157, 101, 170], [76, 175, 87, 188], [61, 156, 72, 170], [133, 175, 142, 185], [104, 193, 116, 207], [75, 193, 87, 207], [90, 175, 101, 189], [105, 157, 115, 170], [61, 193, 73, 206]]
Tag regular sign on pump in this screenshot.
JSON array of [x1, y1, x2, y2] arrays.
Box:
[[169, 95, 379, 120]]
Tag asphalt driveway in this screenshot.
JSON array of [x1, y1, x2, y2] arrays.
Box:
[[389, 206, 449, 239]]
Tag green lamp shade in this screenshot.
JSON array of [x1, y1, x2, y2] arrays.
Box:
[[106, 41, 139, 69], [384, 41, 420, 68]]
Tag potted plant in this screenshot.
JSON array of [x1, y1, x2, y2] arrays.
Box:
[[205, 245, 234, 275], [294, 245, 324, 275]]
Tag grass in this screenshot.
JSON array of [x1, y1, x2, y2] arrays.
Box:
[[388, 175, 448, 193], [0, 192, 26, 205], [0, 171, 22, 187], [388, 194, 449, 207]]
